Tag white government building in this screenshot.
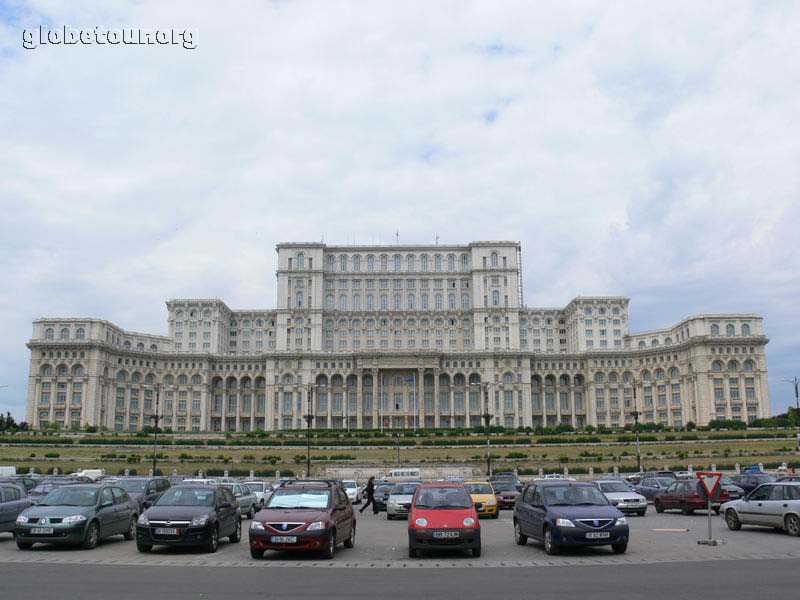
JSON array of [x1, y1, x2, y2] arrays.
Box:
[[26, 241, 770, 432]]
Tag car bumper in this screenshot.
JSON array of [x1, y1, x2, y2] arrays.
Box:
[[136, 524, 214, 547], [611, 502, 648, 513], [496, 497, 517, 509], [14, 523, 86, 545], [476, 504, 499, 517], [387, 504, 411, 517], [551, 525, 629, 547], [249, 528, 331, 552], [408, 528, 481, 551]]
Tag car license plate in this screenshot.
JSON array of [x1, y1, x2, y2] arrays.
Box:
[[270, 536, 297, 543], [30, 527, 53, 535], [585, 531, 610, 539], [155, 528, 179, 535], [433, 531, 459, 539]]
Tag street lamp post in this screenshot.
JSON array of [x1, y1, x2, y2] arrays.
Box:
[[471, 381, 494, 477], [143, 384, 165, 476], [302, 382, 325, 478], [780, 378, 800, 422], [631, 377, 642, 472]]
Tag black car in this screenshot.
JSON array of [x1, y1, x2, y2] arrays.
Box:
[[114, 477, 171, 513], [513, 481, 629, 555], [373, 482, 394, 512], [136, 485, 241, 553], [730, 474, 776, 493]]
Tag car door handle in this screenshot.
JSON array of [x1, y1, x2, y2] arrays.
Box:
[[784, 504, 788, 508]]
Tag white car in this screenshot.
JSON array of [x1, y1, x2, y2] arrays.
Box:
[[243, 480, 273, 508], [386, 482, 421, 519], [721, 481, 800, 535], [342, 480, 361, 504], [594, 479, 648, 516], [180, 478, 219, 485], [543, 473, 575, 481]]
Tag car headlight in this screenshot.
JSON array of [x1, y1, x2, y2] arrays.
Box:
[[485, 498, 497, 506], [16, 515, 29, 524], [463, 517, 475, 527], [414, 517, 428, 528], [63, 515, 87, 524], [137, 514, 149, 526], [388, 501, 398, 507], [250, 520, 265, 530], [190, 515, 209, 527], [555, 518, 575, 527], [617, 517, 628, 525], [306, 521, 326, 531]]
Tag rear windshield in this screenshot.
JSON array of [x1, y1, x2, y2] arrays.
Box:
[[116, 479, 148, 493], [245, 483, 264, 492], [376, 484, 394, 492], [493, 482, 517, 492], [544, 485, 609, 507], [155, 487, 215, 507], [414, 487, 472, 509], [656, 478, 675, 487], [598, 481, 630, 493], [343, 481, 357, 489], [465, 483, 493, 495], [391, 483, 419, 495], [267, 489, 330, 510]]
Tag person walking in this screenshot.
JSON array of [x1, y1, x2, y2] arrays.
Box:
[[359, 476, 377, 514]]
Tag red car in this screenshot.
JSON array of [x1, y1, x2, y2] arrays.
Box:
[[654, 479, 730, 515], [492, 481, 521, 509], [407, 483, 481, 558]]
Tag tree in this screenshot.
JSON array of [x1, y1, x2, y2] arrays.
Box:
[[685, 421, 696, 431], [3, 412, 16, 432]]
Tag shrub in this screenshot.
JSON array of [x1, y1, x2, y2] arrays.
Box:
[[506, 452, 527, 459], [43, 452, 60, 458]]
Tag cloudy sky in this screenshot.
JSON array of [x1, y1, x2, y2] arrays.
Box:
[[1, 1, 798, 420]]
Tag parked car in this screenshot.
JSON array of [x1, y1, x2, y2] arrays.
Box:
[[730, 473, 777, 494], [408, 483, 481, 558], [114, 477, 171, 513], [342, 480, 361, 504], [741, 465, 766, 475], [636, 476, 675, 500], [373, 482, 395, 512], [0, 483, 31, 535], [0, 476, 39, 494], [136, 484, 241, 553], [491, 472, 522, 488], [15, 484, 138, 549], [242, 481, 272, 508], [654, 480, 730, 515], [593, 479, 647, 516], [464, 481, 499, 518], [624, 472, 645, 485], [249, 480, 355, 559], [513, 481, 629, 555], [493, 480, 522, 509], [719, 476, 746, 500], [675, 471, 693, 479], [643, 470, 677, 480], [27, 479, 82, 505], [180, 478, 219, 485], [722, 482, 800, 536], [220, 483, 259, 519], [387, 482, 421, 519], [777, 475, 800, 483]]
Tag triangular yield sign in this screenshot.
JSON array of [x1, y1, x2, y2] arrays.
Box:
[[697, 472, 722, 497]]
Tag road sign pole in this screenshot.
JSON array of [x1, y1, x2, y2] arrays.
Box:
[[696, 471, 724, 546]]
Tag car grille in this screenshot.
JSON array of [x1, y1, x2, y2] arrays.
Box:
[[47, 518, 63, 524], [576, 518, 614, 529], [266, 522, 305, 533], [622, 499, 639, 503], [148, 521, 191, 527]]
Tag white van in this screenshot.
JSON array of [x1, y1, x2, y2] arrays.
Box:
[[0, 467, 17, 477], [68, 469, 104, 481], [381, 468, 421, 483]]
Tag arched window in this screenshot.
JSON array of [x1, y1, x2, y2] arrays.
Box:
[[741, 323, 750, 335], [559, 374, 570, 386], [123, 341, 131, 348], [726, 324, 735, 336], [612, 307, 620, 316], [420, 255, 428, 271], [297, 252, 305, 268], [651, 339, 659, 347], [638, 341, 646, 348], [150, 344, 158, 351], [75, 328, 85, 340], [727, 360, 739, 372], [353, 255, 360, 271], [461, 254, 469, 270], [394, 294, 401, 309], [462, 294, 470, 309], [45, 328, 54, 340], [608, 372, 618, 383], [664, 337, 672, 345], [326, 255, 334, 271], [434, 255, 442, 271], [407, 255, 415, 271], [366, 294, 374, 309], [144, 373, 155, 385], [394, 255, 401, 271], [490, 252, 498, 267], [492, 290, 500, 306], [669, 367, 680, 379], [448, 294, 456, 309], [435, 294, 443, 309], [502, 372, 514, 384], [41, 365, 53, 376], [367, 255, 375, 271], [339, 295, 347, 310], [340, 255, 347, 271], [325, 294, 334, 309], [711, 324, 719, 336], [447, 255, 455, 271], [296, 291, 304, 308], [421, 294, 428, 309], [116, 371, 127, 382], [622, 372, 632, 384], [641, 371, 651, 382], [655, 369, 664, 380], [584, 307, 593, 316], [60, 328, 69, 340], [594, 372, 605, 384], [137, 342, 144, 350], [131, 372, 141, 384], [380, 255, 388, 271], [743, 360, 754, 372], [178, 374, 189, 385], [380, 294, 388, 309], [407, 294, 415, 309], [711, 361, 723, 372], [353, 294, 361, 310]]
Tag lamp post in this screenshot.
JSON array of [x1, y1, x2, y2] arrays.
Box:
[[630, 377, 642, 472], [143, 384, 166, 476], [301, 382, 325, 478], [780, 378, 800, 423], [471, 381, 495, 477]]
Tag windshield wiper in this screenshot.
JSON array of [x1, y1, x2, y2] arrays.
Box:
[[414, 504, 432, 508], [576, 502, 603, 506]]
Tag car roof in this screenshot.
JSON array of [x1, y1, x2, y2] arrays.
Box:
[[464, 481, 492, 485], [418, 482, 465, 488], [533, 481, 595, 487]]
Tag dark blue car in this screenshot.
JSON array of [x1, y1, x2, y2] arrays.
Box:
[[513, 481, 629, 555]]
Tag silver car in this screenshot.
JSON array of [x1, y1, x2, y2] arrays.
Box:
[[221, 483, 259, 519], [721, 482, 800, 536], [594, 479, 648, 516], [386, 482, 420, 520], [242, 481, 272, 509]]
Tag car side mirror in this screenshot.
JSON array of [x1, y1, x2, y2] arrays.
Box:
[[143, 501, 152, 509], [235, 493, 242, 498]]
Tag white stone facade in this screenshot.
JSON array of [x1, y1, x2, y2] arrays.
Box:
[[25, 241, 770, 432]]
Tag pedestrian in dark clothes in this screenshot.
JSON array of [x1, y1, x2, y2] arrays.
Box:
[[359, 476, 378, 514]]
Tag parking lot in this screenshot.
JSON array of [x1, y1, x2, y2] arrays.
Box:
[[2, 508, 799, 569]]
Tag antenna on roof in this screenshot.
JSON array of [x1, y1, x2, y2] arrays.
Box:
[[435, 235, 439, 246], [396, 230, 399, 246]]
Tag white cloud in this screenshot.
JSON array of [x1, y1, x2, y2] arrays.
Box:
[[1, 0, 799, 418]]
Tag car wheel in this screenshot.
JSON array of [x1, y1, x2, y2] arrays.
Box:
[[492, 513, 499, 519], [680, 503, 693, 515], [637, 509, 647, 517], [123, 516, 137, 541], [247, 505, 255, 519], [205, 526, 219, 553], [785, 514, 800, 537], [409, 547, 418, 558], [16, 541, 32, 550], [250, 547, 264, 559], [322, 531, 336, 560], [543, 527, 559, 555], [136, 542, 152, 553], [725, 509, 742, 531], [654, 500, 664, 513], [82, 522, 99, 550], [612, 543, 628, 554], [344, 523, 355, 548], [387, 513, 393, 520], [230, 518, 242, 543], [513, 520, 528, 546], [472, 546, 481, 558]]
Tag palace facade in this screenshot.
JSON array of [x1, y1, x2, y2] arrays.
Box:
[[25, 241, 770, 431]]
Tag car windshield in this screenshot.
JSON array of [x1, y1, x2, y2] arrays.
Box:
[[267, 489, 330, 509], [656, 478, 674, 487], [391, 484, 419, 495], [155, 487, 215, 507], [544, 485, 609, 507], [598, 481, 630, 493], [755, 475, 776, 481], [414, 487, 472, 509], [245, 483, 264, 492], [343, 481, 357, 489], [39, 487, 97, 507], [116, 479, 148, 493], [493, 482, 517, 492], [466, 483, 493, 495], [377, 484, 394, 493]]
